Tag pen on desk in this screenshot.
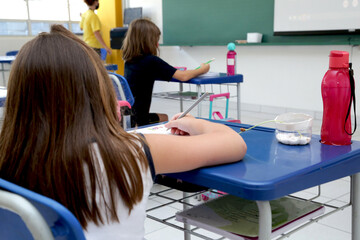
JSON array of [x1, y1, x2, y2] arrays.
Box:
[[178, 92, 210, 119], [195, 58, 215, 69]]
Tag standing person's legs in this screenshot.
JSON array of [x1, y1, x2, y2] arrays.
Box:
[[149, 113, 168, 124]]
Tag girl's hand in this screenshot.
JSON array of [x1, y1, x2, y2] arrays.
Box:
[[165, 115, 199, 136], [105, 46, 112, 55], [200, 63, 210, 74]]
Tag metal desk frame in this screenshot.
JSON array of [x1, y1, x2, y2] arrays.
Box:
[[0, 56, 15, 86], [170, 73, 243, 120]]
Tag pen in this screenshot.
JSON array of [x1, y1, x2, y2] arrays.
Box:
[[178, 92, 210, 119], [195, 58, 215, 69]]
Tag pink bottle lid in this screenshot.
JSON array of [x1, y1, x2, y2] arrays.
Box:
[[329, 50, 349, 68]]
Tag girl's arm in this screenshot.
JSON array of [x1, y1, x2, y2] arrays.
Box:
[[173, 63, 210, 82], [94, 30, 112, 55], [143, 117, 247, 174]]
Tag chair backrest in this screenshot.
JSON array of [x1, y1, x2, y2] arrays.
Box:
[[108, 73, 134, 106], [108, 73, 134, 129], [6, 51, 19, 56], [0, 178, 86, 240]]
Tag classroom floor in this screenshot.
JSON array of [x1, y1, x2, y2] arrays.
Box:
[[144, 96, 358, 240]]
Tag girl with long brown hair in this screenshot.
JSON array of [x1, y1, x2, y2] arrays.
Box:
[[0, 25, 246, 239], [122, 18, 211, 127]]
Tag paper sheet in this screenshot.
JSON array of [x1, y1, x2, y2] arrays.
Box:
[[129, 124, 171, 135]]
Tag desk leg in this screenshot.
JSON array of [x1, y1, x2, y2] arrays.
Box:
[[352, 173, 360, 240], [237, 82, 241, 120], [180, 82, 184, 112], [1, 63, 5, 86], [256, 201, 272, 240], [197, 85, 201, 117], [183, 192, 191, 240]]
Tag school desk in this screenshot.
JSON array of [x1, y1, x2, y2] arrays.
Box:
[[0, 56, 15, 86], [105, 64, 118, 72], [167, 73, 243, 120], [153, 120, 360, 240], [0, 87, 6, 108]]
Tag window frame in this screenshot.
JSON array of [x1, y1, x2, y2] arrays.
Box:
[[0, 0, 83, 36]]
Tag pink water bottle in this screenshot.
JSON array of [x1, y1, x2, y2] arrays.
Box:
[[227, 42, 237, 76], [321, 50, 356, 145]]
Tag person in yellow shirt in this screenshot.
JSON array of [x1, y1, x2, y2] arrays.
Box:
[[80, 0, 112, 57]]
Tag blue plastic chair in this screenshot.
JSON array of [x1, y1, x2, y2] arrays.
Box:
[[108, 73, 134, 106], [0, 178, 86, 240], [6, 50, 19, 56], [108, 73, 134, 129]]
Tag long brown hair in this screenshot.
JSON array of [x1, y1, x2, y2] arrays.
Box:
[[122, 18, 161, 62], [0, 25, 148, 229]]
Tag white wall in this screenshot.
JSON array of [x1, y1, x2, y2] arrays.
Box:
[[1, 0, 360, 121], [0, 36, 34, 85], [156, 44, 360, 120], [2, 36, 359, 120], [0, 36, 33, 56], [127, 0, 163, 43]]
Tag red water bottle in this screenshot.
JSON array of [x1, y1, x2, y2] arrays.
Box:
[[321, 50, 355, 145], [227, 43, 237, 76]]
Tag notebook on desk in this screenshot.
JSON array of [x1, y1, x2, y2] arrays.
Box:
[[197, 72, 220, 78], [0, 88, 7, 98], [176, 195, 324, 240], [128, 124, 170, 135]]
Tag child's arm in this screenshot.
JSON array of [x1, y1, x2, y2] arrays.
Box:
[[144, 116, 247, 174], [94, 30, 112, 55], [172, 63, 210, 82]]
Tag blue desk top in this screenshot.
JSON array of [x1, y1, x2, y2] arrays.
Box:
[[167, 120, 360, 201], [105, 64, 118, 71], [0, 97, 5, 107], [171, 73, 243, 85], [0, 56, 16, 64], [0, 88, 6, 107]]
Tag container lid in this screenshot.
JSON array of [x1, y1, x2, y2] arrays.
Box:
[[227, 42, 236, 51], [329, 50, 349, 68]]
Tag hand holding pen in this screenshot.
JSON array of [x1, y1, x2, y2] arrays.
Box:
[[195, 58, 215, 69], [193, 58, 214, 75], [165, 92, 209, 135]]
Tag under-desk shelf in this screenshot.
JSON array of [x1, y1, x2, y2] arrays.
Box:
[[146, 184, 349, 240]]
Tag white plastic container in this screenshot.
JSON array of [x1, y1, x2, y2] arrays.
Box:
[[274, 113, 313, 145], [247, 33, 263, 43]]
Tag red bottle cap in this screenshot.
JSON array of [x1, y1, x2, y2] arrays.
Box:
[[329, 50, 349, 68]]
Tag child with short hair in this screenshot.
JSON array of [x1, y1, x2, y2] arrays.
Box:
[[80, 0, 112, 56]]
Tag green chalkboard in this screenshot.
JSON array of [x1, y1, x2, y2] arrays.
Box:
[[162, 0, 360, 46]]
